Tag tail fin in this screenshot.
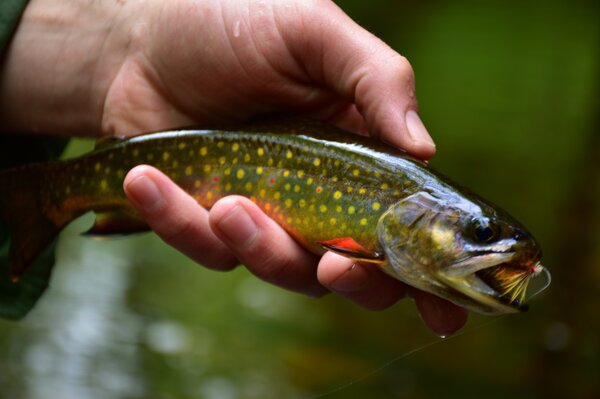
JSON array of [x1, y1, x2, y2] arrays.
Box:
[[0, 163, 67, 280]]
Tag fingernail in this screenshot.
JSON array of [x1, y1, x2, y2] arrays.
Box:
[[216, 205, 258, 247], [126, 175, 163, 211], [405, 110, 435, 149]]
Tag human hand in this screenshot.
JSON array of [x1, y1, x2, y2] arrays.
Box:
[[1, 0, 466, 334]]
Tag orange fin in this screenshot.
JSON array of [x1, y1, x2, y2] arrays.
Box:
[[82, 211, 150, 238], [320, 237, 384, 263]]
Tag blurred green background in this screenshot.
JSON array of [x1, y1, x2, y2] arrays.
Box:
[[1, 0, 599, 398]]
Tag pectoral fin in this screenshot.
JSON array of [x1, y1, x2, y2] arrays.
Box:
[[320, 237, 384, 264], [82, 211, 150, 238]]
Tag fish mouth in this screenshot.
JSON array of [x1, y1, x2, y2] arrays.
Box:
[[440, 252, 547, 314]]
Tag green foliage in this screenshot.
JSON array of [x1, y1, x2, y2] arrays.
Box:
[[1, 1, 599, 398]]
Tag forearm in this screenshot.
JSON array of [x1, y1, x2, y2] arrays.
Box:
[[0, 0, 132, 136]]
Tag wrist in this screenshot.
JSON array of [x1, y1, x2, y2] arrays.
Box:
[[0, 0, 134, 136]]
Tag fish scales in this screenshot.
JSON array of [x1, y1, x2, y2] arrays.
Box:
[[0, 118, 548, 315], [42, 128, 423, 254]]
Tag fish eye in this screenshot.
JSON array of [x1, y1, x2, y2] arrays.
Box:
[[471, 219, 498, 243]]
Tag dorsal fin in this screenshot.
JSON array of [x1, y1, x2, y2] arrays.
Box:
[[94, 136, 124, 150]]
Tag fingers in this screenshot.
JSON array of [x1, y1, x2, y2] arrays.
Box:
[[209, 196, 328, 297], [281, 1, 436, 159], [124, 165, 238, 270], [318, 252, 468, 334], [317, 252, 408, 310], [411, 289, 469, 336]]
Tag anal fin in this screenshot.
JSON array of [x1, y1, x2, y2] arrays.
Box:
[[83, 211, 150, 238]]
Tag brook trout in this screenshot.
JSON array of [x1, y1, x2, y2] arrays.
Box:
[[0, 119, 548, 315]]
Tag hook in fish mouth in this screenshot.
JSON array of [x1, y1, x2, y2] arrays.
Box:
[[440, 252, 548, 314]]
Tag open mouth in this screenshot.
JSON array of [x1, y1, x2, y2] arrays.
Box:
[[442, 252, 548, 314]]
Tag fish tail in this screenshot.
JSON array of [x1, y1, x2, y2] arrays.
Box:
[[0, 164, 67, 281]]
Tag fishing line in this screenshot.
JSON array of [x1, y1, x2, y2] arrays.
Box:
[[306, 314, 509, 399]]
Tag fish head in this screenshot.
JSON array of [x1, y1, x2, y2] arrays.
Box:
[[377, 191, 549, 315]]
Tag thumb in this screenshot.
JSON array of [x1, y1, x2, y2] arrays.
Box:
[[282, 1, 436, 159]]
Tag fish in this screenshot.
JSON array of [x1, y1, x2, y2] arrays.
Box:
[[0, 118, 549, 315]]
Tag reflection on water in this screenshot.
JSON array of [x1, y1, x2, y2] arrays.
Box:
[[20, 216, 145, 399]]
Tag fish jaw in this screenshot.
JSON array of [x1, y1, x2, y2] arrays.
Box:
[[437, 252, 523, 315]]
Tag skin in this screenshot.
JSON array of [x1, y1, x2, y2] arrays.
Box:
[[0, 0, 467, 334]]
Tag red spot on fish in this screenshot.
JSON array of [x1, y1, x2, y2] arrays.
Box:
[[213, 176, 219, 182], [316, 187, 322, 193], [269, 177, 276, 184]]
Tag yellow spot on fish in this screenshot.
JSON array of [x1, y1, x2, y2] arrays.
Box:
[[222, 183, 230, 191], [194, 180, 202, 188], [313, 158, 321, 167], [257, 148, 265, 156], [104, 166, 111, 174], [286, 217, 293, 224], [259, 189, 266, 198], [185, 166, 193, 176], [283, 170, 290, 177], [232, 158, 239, 164], [100, 180, 108, 191], [178, 142, 186, 150], [219, 156, 226, 165], [284, 183, 291, 191], [65, 186, 71, 195], [94, 162, 101, 172], [203, 165, 212, 173], [172, 160, 179, 168], [372, 202, 381, 211], [299, 199, 306, 207], [320, 204, 327, 213], [244, 154, 251, 162], [232, 143, 240, 152], [346, 187, 354, 193], [217, 141, 224, 148], [333, 191, 342, 200], [117, 169, 125, 178], [360, 218, 368, 226], [236, 169, 245, 179], [268, 158, 274, 166], [147, 153, 154, 161], [265, 203, 271, 211], [330, 218, 337, 226], [381, 183, 389, 190], [431, 225, 455, 249], [200, 147, 208, 156], [133, 149, 139, 157], [245, 182, 253, 191], [348, 206, 356, 215], [256, 166, 263, 175], [274, 192, 281, 200], [285, 199, 292, 207], [359, 188, 367, 195], [163, 152, 170, 161], [297, 170, 305, 178], [336, 205, 342, 213], [206, 191, 213, 200], [307, 177, 314, 185], [294, 185, 300, 193], [224, 168, 231, 176], [286, 150, 293, 159]]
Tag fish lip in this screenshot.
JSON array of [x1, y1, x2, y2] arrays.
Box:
[[440, 251, 529, 314]]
